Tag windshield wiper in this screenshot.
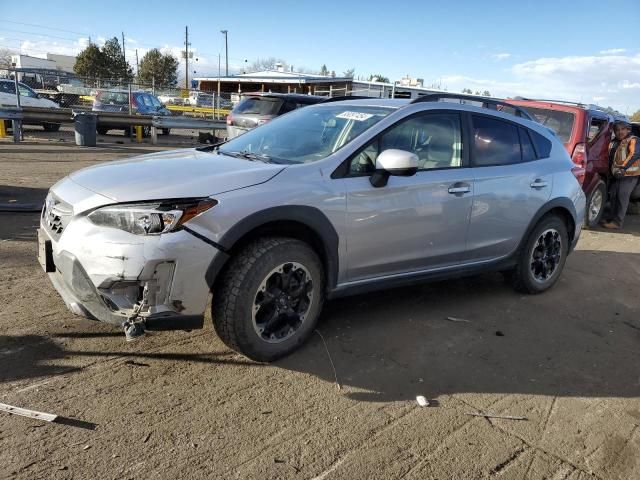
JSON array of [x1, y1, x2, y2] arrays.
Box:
[[220, 150, 274, 163]]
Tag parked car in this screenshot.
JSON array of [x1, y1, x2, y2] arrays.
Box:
[[507, 99, 623, 226], [92, 90, 172, 136], [226, 93, 325, 138], [38, 95, 584, 361], [157, 93, 184, 106], [0, 79, 61, 131], [183, 90, 232, 109]]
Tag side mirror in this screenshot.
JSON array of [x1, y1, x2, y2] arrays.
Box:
[[370, 149, 419, 187]]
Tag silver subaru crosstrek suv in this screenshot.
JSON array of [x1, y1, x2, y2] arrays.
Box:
[[38, 95, 585, 361]]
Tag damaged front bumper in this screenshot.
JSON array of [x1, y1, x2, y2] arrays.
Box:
[[38, 209, 218, 330]]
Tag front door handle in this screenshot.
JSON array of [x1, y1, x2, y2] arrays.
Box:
[[530, 179, 548, 189], [448, 182, 471, 195]]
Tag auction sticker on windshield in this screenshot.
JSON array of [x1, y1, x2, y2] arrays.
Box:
[[336, 111, 374, 121]]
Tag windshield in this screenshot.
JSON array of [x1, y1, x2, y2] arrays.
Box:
[[519, 106, 575, 143], [234, 97, 284, 115], [220, 104, 394, 164]]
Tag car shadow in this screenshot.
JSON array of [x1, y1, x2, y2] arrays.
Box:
[[278, 248, 640, 402], [0, 332, 259, 384]]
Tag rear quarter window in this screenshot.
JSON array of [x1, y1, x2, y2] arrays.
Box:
[[529, 129, 552, 158]]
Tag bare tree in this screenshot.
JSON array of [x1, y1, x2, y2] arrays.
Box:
[[248, 57, 288, 72], [0, 48, 16, 69]]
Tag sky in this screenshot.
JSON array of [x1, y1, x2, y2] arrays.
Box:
[[1, 0, 639, 113]]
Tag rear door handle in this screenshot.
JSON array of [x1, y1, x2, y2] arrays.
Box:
[[448, 182, 471, 195], [530, 179, 548, 189]]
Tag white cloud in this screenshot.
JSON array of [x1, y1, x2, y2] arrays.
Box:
[[491, 53, 511, 61], [442, 52, 640, 113], [599, 48, 626, 55]]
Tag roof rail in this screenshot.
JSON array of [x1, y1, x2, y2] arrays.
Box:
[[511, 97, 628, 118], [319, 95, 372, 103], [411, 93, 534, 121]]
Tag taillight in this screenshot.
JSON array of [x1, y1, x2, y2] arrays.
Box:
[[226, 114, 233, 126], [571, 142, 586, 185], [130, 94, 138, 109]]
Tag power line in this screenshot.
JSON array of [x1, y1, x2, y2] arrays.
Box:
[[0, 19, 87, 36], [0, 28, 81, 42]]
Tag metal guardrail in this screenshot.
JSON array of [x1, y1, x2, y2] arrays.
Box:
[[0, 107, 226, 144]]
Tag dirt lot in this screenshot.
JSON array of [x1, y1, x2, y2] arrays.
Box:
[[1, 137, 639, 480]]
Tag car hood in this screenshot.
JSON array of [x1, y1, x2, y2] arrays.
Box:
[[68, 148, 286, 202]]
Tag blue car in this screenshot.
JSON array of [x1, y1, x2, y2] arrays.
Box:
[[93, 90, 172, 135]]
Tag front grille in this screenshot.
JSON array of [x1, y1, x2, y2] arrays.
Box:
[[42, 194, 72, 240]]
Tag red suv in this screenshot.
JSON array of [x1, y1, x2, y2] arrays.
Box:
[[508, 99, 616, 227]]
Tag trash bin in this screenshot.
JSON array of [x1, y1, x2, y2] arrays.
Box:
[[74, 112, 97, 147]]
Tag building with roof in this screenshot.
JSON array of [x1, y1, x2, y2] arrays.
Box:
[[195, 67, 446, 101]]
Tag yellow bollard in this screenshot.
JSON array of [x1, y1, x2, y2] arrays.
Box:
[[135, 126, 143, 143], [0, 120, 7, 138]]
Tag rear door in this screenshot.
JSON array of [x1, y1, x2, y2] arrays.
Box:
[[466, 114, 552, 261], [342, 111, 475, 282], [585, 113, 611, 184]]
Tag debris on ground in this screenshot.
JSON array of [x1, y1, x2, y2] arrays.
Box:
[[466, 412, 527, 421], [0, 402, 57, 422], [315, 329, 341, 390], [446, 316, 471, 323], [495, 330, 505, 337], [416, 396, 430, 407]]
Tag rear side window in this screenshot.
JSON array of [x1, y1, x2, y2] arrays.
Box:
[[472, 115, 521, 166], [0, 81, 16, 94], [233, 97, 283, 115], [519, 106, 575, 143]]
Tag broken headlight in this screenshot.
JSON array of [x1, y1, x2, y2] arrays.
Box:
[[87, 198, 217, 235]]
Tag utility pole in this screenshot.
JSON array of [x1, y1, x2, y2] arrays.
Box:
[[220, 30, 228, 76], [184, 26, 190, 89], [135, 49, 139, 77], [121, 32, 126, 63]]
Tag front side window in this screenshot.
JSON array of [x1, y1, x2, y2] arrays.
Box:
[[472, 115, 521, 166], [18, 84, 38, 98], [349, 113, 463, 174], [220, 104, 394, 164], [587, 118, 608, 143]]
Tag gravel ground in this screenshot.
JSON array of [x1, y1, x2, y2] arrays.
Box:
[[1, 137, 639, 480]]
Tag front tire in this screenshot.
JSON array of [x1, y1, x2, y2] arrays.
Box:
[[212, 237, 325, 362], [511, 215, 569, 294], [585, 182, 606, 227]]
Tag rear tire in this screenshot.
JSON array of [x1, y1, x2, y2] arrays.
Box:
[[162, 128, 170, 136], [212, 237, 325, 362], [97, 126, 109, 135], [511, 215, 569, 294], [585, 182, 606, 227]]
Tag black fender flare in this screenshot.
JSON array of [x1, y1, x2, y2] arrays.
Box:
[[517, 197, 579, 254], [204, 205, 339, 291]]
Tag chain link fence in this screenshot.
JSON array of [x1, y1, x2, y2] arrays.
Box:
[[0, 68, 234, 120]]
